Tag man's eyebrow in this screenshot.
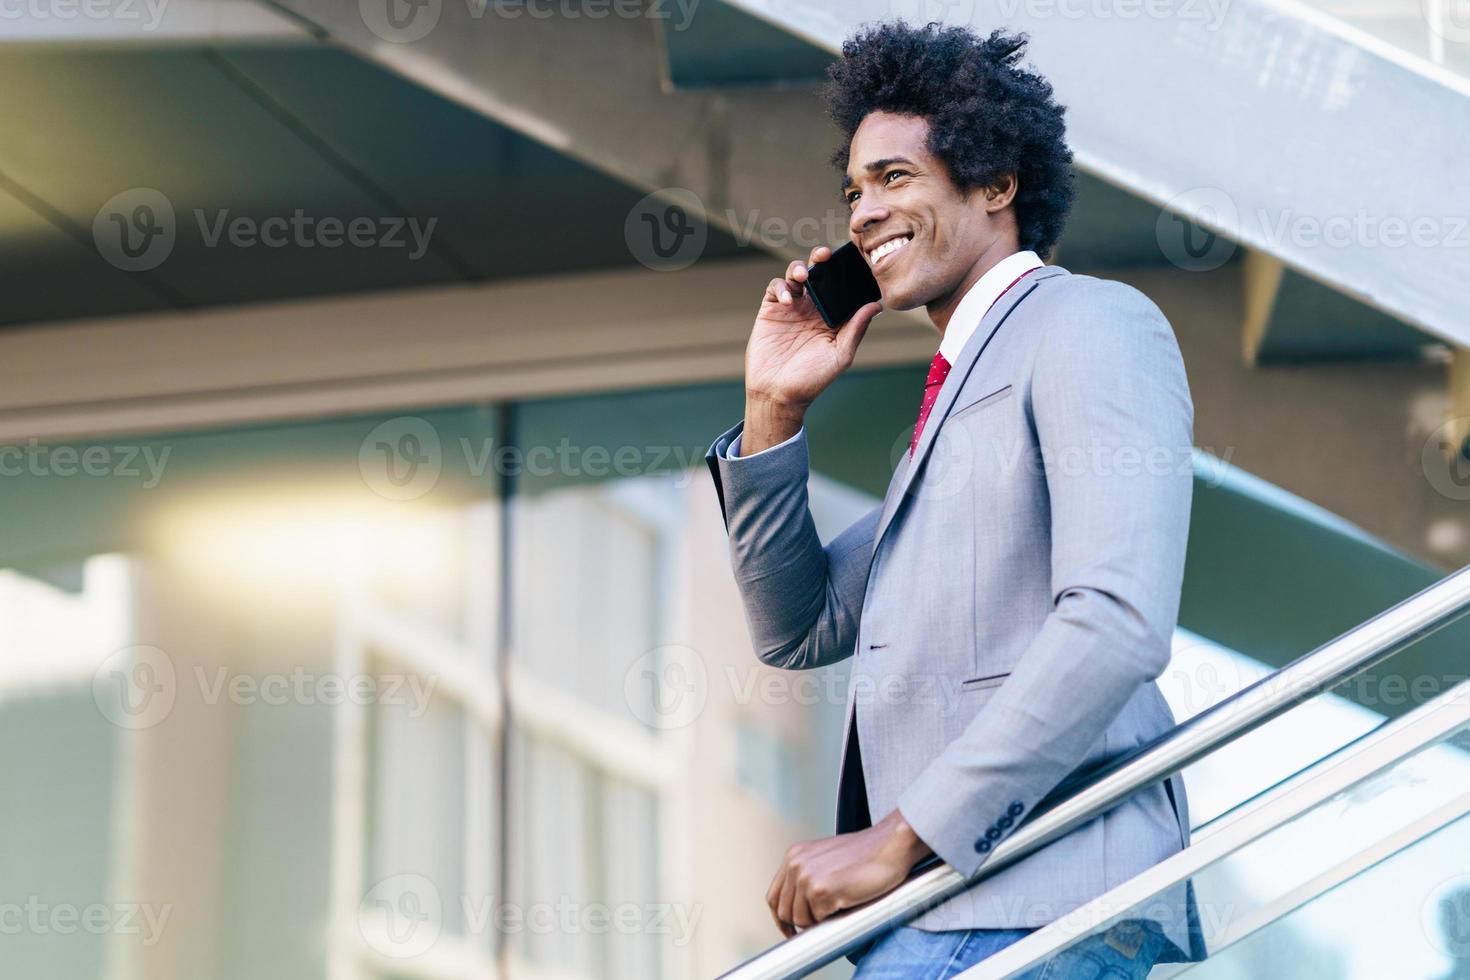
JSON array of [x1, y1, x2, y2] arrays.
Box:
[[840, 156, 917, 191]]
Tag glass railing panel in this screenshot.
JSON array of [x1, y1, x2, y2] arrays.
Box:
[[1160, 790, 1470, 978], [960, 700, 1470, 978], [1160, 631, 1392, 830]]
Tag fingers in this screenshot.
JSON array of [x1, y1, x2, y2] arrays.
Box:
[[791, 888, 816, 931], [765, 246, 836, 309], [834, 300, 883, 361], [782, 259, 808, 302], [766, 863, 795, 939], [776, 866, 798, 938]]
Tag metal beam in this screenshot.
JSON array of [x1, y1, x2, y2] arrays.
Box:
[[263, 0, 1470, 349], [722, 0, 1470, 348], [257, 0, 855, 263], [0, 0, 312, 45], [0, 257, 935, 442]]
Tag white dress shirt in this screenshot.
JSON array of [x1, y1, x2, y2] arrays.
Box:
[[728, 249, 1045, 459], [936, 248, 1044, 366]]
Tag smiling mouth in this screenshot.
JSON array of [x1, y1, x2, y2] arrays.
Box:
[[867, 234, 913, 271]]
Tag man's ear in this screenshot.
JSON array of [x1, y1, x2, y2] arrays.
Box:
[[983, 174, 1020, 212]]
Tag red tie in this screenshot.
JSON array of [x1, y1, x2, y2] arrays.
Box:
[[907, 267, 1035, 459], [908, 352, 951, 457]]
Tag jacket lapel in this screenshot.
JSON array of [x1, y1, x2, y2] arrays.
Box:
[[871, 266, 1065, 556]]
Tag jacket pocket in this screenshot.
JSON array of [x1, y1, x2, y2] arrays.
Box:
[[959, 671, 1010, 692], [948, 384, 1013, 421]]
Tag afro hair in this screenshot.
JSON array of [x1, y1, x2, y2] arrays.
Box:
[[823, 22, 1075, 258]]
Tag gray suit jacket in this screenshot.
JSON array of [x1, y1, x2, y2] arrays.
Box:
[[704, 265, 1207, 963]]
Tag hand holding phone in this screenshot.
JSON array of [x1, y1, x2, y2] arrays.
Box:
[[742, 244, 884, 436], [804, 241, 883, 330]]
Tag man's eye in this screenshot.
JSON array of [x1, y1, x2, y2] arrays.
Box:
[[845, 191, 860, 206], [885, 169, 909, 183]]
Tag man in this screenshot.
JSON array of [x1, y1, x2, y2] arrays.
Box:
[[703, 22, 1207, 979]]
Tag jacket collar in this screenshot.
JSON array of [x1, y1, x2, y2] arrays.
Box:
[[872, 265, 1068, 556], [938, 250, 1045, 366]]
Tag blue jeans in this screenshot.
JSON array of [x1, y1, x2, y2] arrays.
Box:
[[852, 919, 1166, 979]]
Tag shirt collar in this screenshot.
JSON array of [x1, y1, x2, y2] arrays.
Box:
[[936, 249, 1045, 365]]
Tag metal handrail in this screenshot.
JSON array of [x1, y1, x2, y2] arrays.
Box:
[[716, 565, 1470, 980], [966, 673, 1470, 978]]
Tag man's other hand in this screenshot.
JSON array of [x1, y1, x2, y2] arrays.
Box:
[[765, 809, 933, 939]]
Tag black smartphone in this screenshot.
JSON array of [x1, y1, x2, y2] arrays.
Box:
[[804, 241, 881, 329]]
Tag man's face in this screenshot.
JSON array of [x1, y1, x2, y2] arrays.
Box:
[[843, 111, 1002, 312]]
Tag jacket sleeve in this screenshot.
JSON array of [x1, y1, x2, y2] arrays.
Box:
[[706, 420, 880, 671], [895, 280, 1194, 879]]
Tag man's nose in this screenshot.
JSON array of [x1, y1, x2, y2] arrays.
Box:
[[849, 198, 889, 237]]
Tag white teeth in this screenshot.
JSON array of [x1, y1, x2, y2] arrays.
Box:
[[870, 235, 912, 263]]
